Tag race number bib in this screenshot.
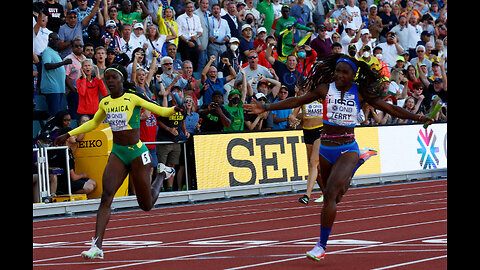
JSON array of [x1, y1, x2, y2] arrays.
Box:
[[106, 112, 128, 131]]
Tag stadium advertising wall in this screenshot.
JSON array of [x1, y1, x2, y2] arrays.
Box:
[[193, 123, 447, 190]]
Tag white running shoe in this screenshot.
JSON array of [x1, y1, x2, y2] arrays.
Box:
[[314, 195, 324, 203], [306, 245, 326, 261], [157, 163, 175, 179], [81, 237, 103, 259]]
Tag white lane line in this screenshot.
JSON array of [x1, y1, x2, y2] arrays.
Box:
[[370, 255, 447, 270]]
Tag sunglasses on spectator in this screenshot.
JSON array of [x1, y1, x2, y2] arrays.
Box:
[[279, 91, 288, 94], [248, 56, 257, 59]]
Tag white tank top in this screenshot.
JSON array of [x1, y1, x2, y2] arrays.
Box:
[[322, 82, 362, 127]]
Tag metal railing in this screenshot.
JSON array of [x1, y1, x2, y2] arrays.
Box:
[[33, 146, 71, 203]]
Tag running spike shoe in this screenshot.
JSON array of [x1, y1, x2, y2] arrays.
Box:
[[81, 237, 103, 259], [298, 195, 310, 205], [157, 163, 175, 179], [359, 147, 378, 162], [306, 245, 326, 261]]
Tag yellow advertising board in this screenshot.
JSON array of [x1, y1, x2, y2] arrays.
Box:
[[194, 130, 310, 190], [193, 127, 382, 190], [353, 126, 381, 176], [74, 123, 129, 199]]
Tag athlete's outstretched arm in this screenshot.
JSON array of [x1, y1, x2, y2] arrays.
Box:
[[54, 108, 106, 146], [244, 84, 327, 114], [133, 93, 180, 117], [367, 96, 433, 124]]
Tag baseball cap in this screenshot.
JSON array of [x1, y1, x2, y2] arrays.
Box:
[[241, 24, 252, 31], [134, 23, 144, 29], [257, 27, 267, 34], [106, 20, 116, 28], [255, 92, 266, 100], [229, 37, 240, 44], [228, 89, 242, 98]]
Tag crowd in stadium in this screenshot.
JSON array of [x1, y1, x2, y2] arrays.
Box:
[[33, 0, 447, 197]]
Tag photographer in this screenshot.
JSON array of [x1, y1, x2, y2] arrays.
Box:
[[198, 91, 232, 132]]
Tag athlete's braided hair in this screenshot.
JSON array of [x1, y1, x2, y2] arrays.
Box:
[[300, 54, 382, 98]]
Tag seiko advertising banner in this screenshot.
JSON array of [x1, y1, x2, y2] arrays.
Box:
[[193, 123, 446, 190]]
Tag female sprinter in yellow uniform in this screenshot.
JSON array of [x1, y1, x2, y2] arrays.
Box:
[[290, 91, 324, 205], [55, 64, 183, 260]]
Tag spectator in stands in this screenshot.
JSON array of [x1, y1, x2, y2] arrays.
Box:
[[145, 22, 177, 65], [331, 42, 343, 54], [58, 3, 100, 58], [265, 44, 302, 97], [376, 31, 403, 70], [367, 4, 383, 42], [103, 4, 123, 35], [201, 55, 237, 105], [181, 60, 201, 107], [397, 96, 421, 124], [33, 131, 58, 202], [43, 0, 65, 34], [207, 3, 231, 67], [131, 51, 158, 99], [118, 23, 135, 59], [52, 127, 97, 195], [193, 0, 210, 72], [73, 0, 102, 38], [253, 27, 268, 53], [102, 20, 122, 52], [165, 43, 183, 71], [222, 1, 242, 39], [271, 5, 313, 58], [76, 59, 108, 118], [184, 94, 200, 134], [160, 56, 188, 101], [198, 90, 232, 132], [372, 46, 391, 78], [156, 85, 186, 191], [418, 57, 447, 104], [127, 47, 148, 80], [271, 85, 293, 129], [410, 45, 432, 77], [41, 33, 71, 117], [257, 0, 274, 35], [224, 67, 247, 132], [339, 22, 363, 54], [296, 45, 317, 77], [178, 1, 203, 72], [130, 23, 148, 53], [244, 93, 270, 130], [378, 2, 398, 43], [406, 13, 422, 57], [310, 24, 332, 60], [157, 4, 179, 48], [33, 6, 52, 57], [218, 37, 241, 76], [239, 24, 255, 63], [64, 39, 87, 120], [118, 0, 148, 24], [236, 50, 274, 94], [257, 36, 277, 69], [83, 43, 95, 60]]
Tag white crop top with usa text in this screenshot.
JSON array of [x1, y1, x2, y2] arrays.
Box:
[[322, 82, 362, 127]]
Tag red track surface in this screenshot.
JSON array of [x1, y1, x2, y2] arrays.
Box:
[[33, 179, 447, 269]]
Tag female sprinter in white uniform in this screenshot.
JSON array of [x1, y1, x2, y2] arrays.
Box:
[[244, 54, 433, 261]]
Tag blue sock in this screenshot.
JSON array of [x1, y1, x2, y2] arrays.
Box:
[[316, 226, 332, 250]]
